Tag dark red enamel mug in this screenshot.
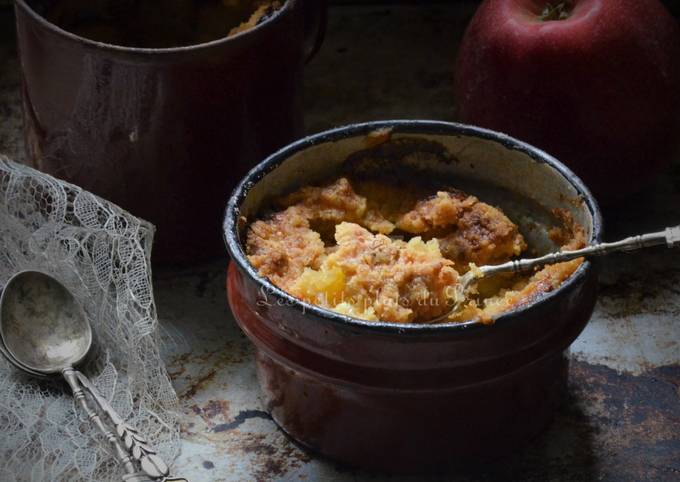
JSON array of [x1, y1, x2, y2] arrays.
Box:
[[224, 120, 603, 472], [15, 0, 326, 263]]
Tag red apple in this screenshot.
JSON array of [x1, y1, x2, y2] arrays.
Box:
[[454, 0, 680, 203]]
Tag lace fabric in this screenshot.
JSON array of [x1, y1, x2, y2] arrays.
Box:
[[0, 156, 180, 481]]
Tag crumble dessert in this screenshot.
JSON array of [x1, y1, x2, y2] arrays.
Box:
[[246, 177, 585, 324], [229, 1, 283, 36]]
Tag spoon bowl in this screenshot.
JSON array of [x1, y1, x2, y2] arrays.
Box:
[[0, 270, 180, 480], [0, 271, 91, 374]]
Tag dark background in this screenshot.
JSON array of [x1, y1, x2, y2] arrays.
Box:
[[0, 2, 679, 481]]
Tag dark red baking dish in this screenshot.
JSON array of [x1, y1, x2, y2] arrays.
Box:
[[223, 120, 603, 472]]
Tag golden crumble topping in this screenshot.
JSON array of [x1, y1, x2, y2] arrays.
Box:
[[246, 176, 584, 324], [396, 191, 527, 270], [292, 222, 458, 323]]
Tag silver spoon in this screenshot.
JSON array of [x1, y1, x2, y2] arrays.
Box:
[[0, 270, 182, 482], [432, 225, 680, 323]]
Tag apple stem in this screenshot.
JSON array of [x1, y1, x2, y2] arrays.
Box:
[[539, 1, 573, 21]]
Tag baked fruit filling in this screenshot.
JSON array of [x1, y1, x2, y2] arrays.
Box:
[[229, 1, 283, 37], [246, 177, 585, 324]]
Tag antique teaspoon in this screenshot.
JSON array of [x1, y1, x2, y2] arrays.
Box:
[[0, 270, 184, 482], [431, 225, 680, 323]]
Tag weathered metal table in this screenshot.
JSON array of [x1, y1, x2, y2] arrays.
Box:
[[1, 3, 678, 481]]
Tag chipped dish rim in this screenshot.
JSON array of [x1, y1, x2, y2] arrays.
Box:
[[15, 0, 292, 55], [223, 120, 603, 335]]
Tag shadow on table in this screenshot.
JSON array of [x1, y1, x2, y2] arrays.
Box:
[[311, 379, 600, 482], [454, 386, 600, 481]]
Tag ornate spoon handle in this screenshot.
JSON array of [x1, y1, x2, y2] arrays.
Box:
[[61, 368, 148, 481], [75, 371, 186, 481], [479, 226, 680, 279]]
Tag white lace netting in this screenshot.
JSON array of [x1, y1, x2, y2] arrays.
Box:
[[0, 156, 180, 481]]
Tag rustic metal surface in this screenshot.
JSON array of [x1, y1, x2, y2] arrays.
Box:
[[1, 3, 679, 481]]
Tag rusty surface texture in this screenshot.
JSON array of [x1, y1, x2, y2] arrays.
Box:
[[0, 3, 679, 481]]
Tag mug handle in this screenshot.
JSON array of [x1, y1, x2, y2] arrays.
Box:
[[302, 0, 328, 63]]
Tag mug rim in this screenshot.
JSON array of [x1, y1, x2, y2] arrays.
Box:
[[14, 0, 295, 54], [223, 120, 603, 335]]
